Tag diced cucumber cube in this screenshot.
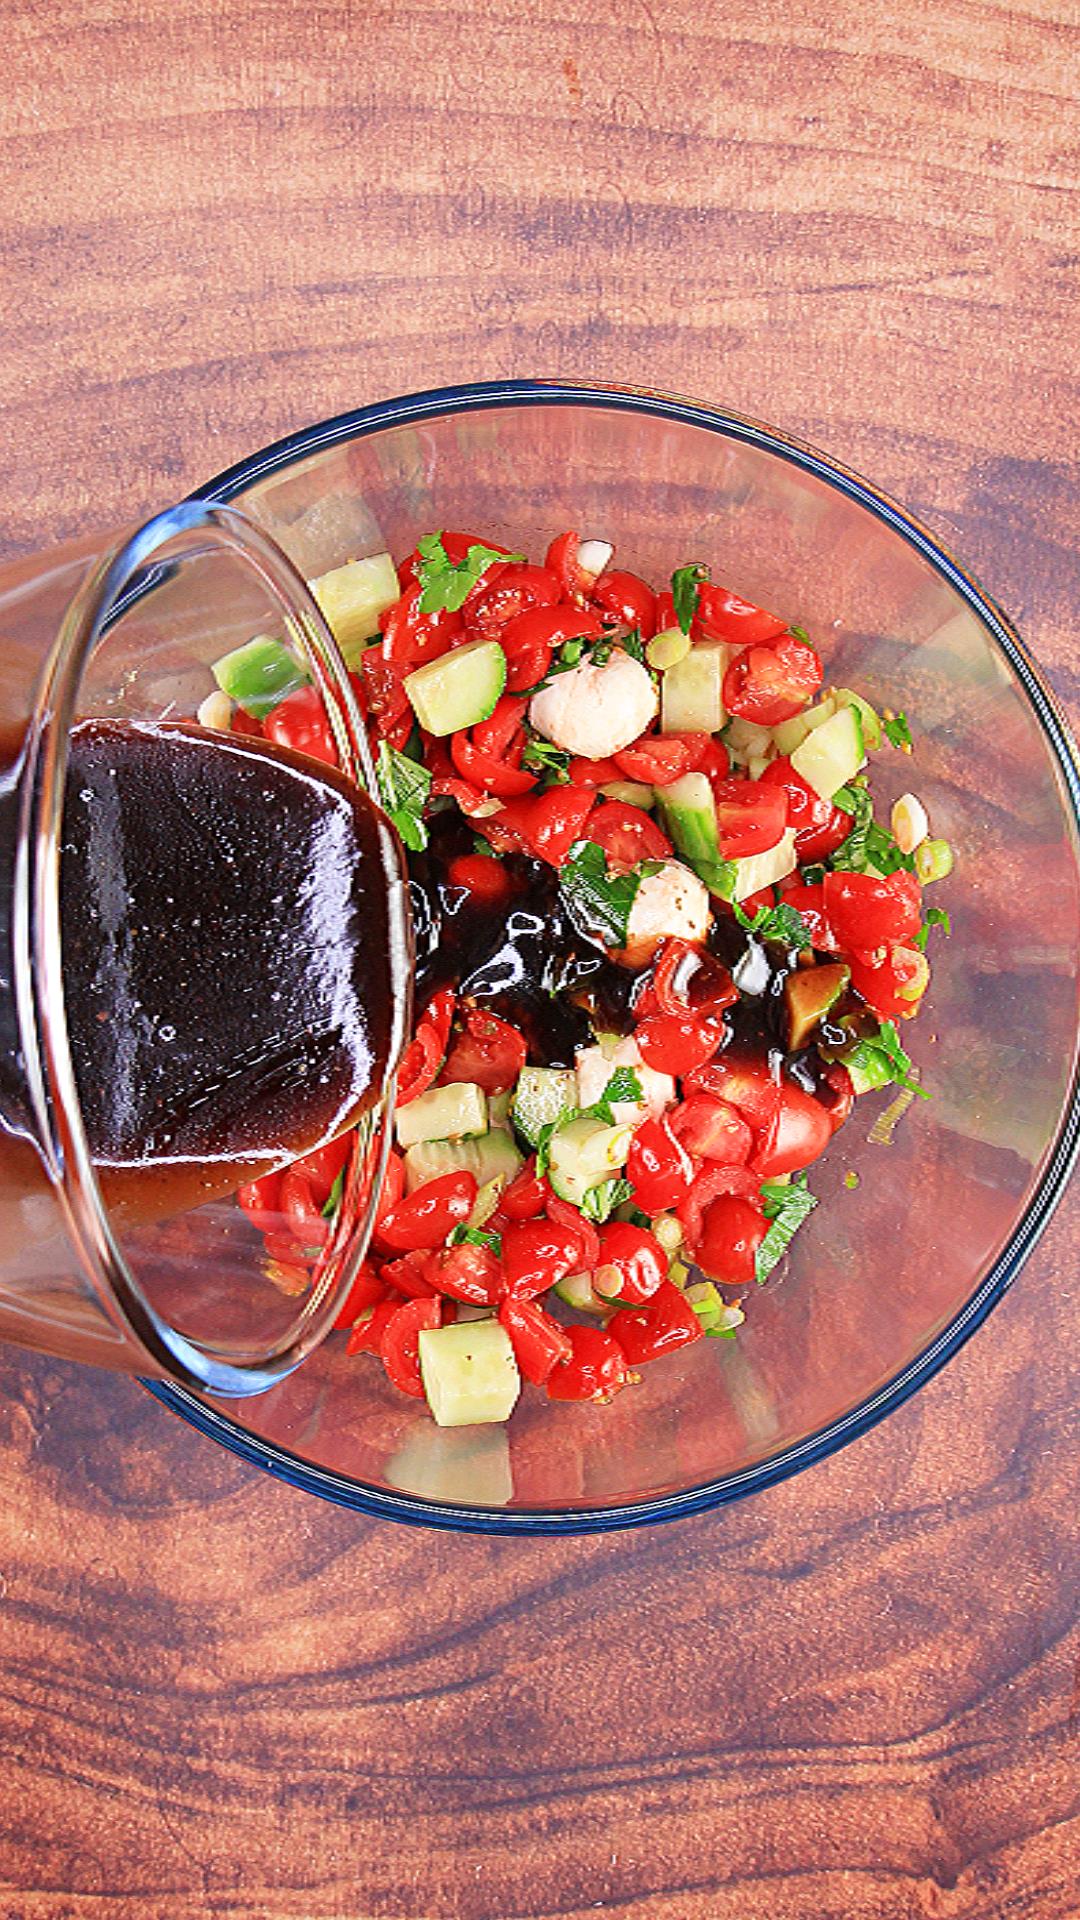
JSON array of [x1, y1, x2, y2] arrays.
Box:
[[834, 687, 882, 751], [547, 1116, 634, 1207], [211, 635, 308, 718], [395, 1081, 488, 1150], [403, 1130, 523, 1193], [790, 706, 866, 803], [404, 639, 507, 736], [309, 553, 400, 666], [511, 1067, 577, 1148], [730, 828, 799, 901], [418, 1320, 521, 1427], [660, 642, 731, 734], [771, 693, 838, 757], [599, 780, 655, 810], [656, 773, 731, 894]]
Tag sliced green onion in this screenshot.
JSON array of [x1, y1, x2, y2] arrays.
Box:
[[647, 626, 692, 671], [915, 837, 954, 883]]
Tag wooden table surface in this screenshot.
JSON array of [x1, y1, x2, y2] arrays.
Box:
[[1, 2, 1078, 1914]]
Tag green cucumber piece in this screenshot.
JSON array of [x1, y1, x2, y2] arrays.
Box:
[[547, 1116, 634, 1207], [511, 1066, 577, 1148], [790, 706, 865, 803], [404, 639, 507, 736], [418, 1320, 521, 1427], [211, 635, 308, 718], [660, 642, 730, 734], [724, 716, 774, 766], [835, 687, 882, 751], [403, 1130, 523, 1194], [394, 1081, 488, 1151], [771, 693, 838, 757], [487, 1089, 513, 1131], [656, 773, 732, 895], [730, 829, 799, 902], [309, 553, 400, 667], [599, 780, 655, 810]]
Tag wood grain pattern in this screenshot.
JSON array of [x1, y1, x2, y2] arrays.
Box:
[[0, 0, 1078, 1914]]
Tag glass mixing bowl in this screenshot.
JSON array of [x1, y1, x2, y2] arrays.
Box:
[[146, 380, 1080, 1533]]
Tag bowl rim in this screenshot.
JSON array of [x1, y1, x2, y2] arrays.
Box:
[[145, 377, 1080, 1535]]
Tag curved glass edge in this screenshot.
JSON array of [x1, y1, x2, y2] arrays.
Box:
[[141, 377, 1080, 1533]]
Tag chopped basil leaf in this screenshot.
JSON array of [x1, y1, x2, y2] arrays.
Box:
[[733, 898, 812, 949], [844, 1019, 929, 1098], [415, 534, 523, 615], [522, 737, 571, 782], [789, 625, 812, 646], [590, 637, 614, 667], [376, 739, 432, 852], [321, 1168, 345, 1219], [580, 1177, 634, 1224], [584, 1066, 644, 1124], [449, 1224, 503, 1254], [755, 1173, 818, 1284], [913, 905, 951, 952], [671, 563, 709, 635], [883, 711, 914, 751], [558, 839, 643, 948], [829, 781, 914, 877], [472, 835, 499, 858], [620, 628, 646, 665]]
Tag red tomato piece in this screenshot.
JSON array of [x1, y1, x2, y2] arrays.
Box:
[[697, 1195, 768, 1285], [722, 634, 823, 726], [592, 1221, 666, 1305], [395, 987, 455, 1106], [545, 1193, 601, 1272], [591, 568, 658, 638], [380, 1296, 442, 1398], [374, 1149, 405, 1230], [378, 1250, 440, 1298], [567, 754, 622, 786], [545, 529, 593, 601], [501, 1219, 583, 1299], [777, 879, 837, 953], [360, 643, 411, 738], [636, 1014, 724, 1076], [608, 1280, 704, 1365], [822, 869, 922, 951], [546, 1323, 631, 1402], [427, 1242, 504, 1306], [613, 732, 709, 787], [675, 1162, 763, 1252], [441, 1007, 528, 1093], [712, 779, 789, 858], [447, 852, 515, 906], [650, 939, 739, 1020], [279, 1166, 331, 1248], [346, 1298, 400, 1357], [450, 728, 537, 797], [495, 786, 596, 865], [498, 1296, 573, 1385], [499, 1157, 550, 1221], [465, 563, 560, 640], [237, 1171, 284, 1236], [626, 1115, 695, 1213], [381, 580, 463, 671], [587, 799, 673, 867], [683, 1054, 780, 1129], [849, 944, 930, 1020], [752, 1080, 833, 1179], [376, 1171, 478, 1252], [669, 1095, 754, 1165], [333, 1263, 389, 1330], [758, 755, 853, 862], [694, 583, 788, 647], [289, 1133, 352, 1206], [230, 707, 264, 737], [264, 685, 338, 767], [695, 737, 732, 796], [500, 603, 604, 693], [819, 1061, 855, 1133]]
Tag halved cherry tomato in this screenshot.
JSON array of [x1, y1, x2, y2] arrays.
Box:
[[591, 569, 657, 637], [587, 799, 672, 867], [712, 779, 789, 858], [694, 583, 788, 647], [758, 756, 852, 863], [499, 1296, 573, 1385], [613, 732, 709, 787], [546, 1194, 601, 1273], [465, 563, 560, 640], [346, 1298, 401, 1357], [683, 1054, 780, 1129], [675, 1162, 762, 1252], [441, 1007, 527, 1092], [608, 1280, 703, 1365], [723, 634, 823, 726], [376, 1171, 478, 1252], [379, 1250, 439, 1298], [636, 1014, 724, 1076], [374, 1149, 405, 1231], [848, 943, 930, 1020], [447, 852, 515, 905], [501, 1219, 583, 1298], [545, 530, 594, 601], [289, 1133, 352, 1206], [500, 1157, 550, 1221], [752, 1080, 833, 1179], [264, 685, 338, 767], [822, 869, 922, 951], [230, 707, 264, 737], [380, 1296, 442, 1398], [360, 642, 411, 739], [626, 1115, 695, 1213], [697, 1194, 767, 1284], [650, 939, 739, 1021], [669, 1095, 753, 1165], [546, 1323, 631, 1402], [427, 1241, 504, 1306], [819, 1061, 855, 1132], [395, 987, 456, 1106], [450, 729, 537, 797], [493, 786, 595, 865], [381, 580, 464, 671], [333, 1263, 389, 1330], [593, 1221, 666, 1304], [279, 1166, 331, 1247], [567, 754, 621, 786], [500, 603, 604, 693], [237, 1171, 284, 1236]]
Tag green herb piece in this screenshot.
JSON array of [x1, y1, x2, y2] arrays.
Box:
[[733, 898, 812, 949], [321, 1168, 345, 1219], [415, 534, 523, 615], [843, 1019, 929, 1098], [755, 1173, 818, 1284], [685, 1279, 744, 1338], [521, 737, 571, 782], [829, 781, 914, 877], [913, 906, 951, 953], [882, 711, 914, 751], [448, 1224, 503, 1255], [376, 739, 432, 852], [590, 637, 614, 667], [558, 839, 643, 948], [580, 1177, 635, 1224], [789, 625, 812, 646], [472, 835, 498, 857], [671, 563, 709, 635], [620, 628, 646, 665], [584, 1066, 644, 1125], [800, 862, 826, 886]]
